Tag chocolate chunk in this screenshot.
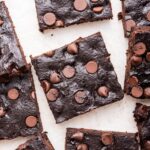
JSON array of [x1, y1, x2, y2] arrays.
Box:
[[93, 7, 103, 13], [25, 116, 38, 128], [125, 20, 136, 32], [71, 132, 84, 141], [144, 141, 150, 150], [62, 66, 75, 79], [98, 86, 109, 97], [7, 88, 19, 100], [75, 91, 86, 104], [43, 12, 56, 26], [46, 88, 59, 102], [77, 144, 88, 150], [41, 80, 50, 92], [101, 133, 113, 145], [67, 43, 78, 54], [131, 86, 143, 98], [50, 72, 61, 83], [133, 42, 146, 56], [85, 61, 98, 74], [73, 0, 88, 12]]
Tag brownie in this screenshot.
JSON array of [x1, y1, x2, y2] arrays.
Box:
[[65, 128, 139, 150], [34, 0, 113, 31], [16, 133, 54, 150], [124, 27, 150, 99], [119, 0, 150, 37], [0, 1, 27, 82], [134, 103, 150, 150], [31, 32, 124, 123], [0, 66, 42, 139]]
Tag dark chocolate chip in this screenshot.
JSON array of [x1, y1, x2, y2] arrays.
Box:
[[44, 51, 55, 57], [101, 133, 113, 145], [74, 0, 88, 12], [144, 87, 150, 98], [85, 61, 98, 74], [71, 131, 84, 141], [127, 76, 139, 87], [146, 11, 150, 21], [125, 20, 136, 32], [146, 52, 150, 62], [25, 116, 38, 128], [62, 66, 75, 79], [50, 72, 61, 83], [7, 88, 19, 100], [55, 20, 64, 27], [75, 91, 86, 104], [131, 56, 142, 66], [0, 107, 5, 117], [131, 86, 143, 98], [93, 7, 103, 13], [77, 144, 88, 150], [41, 80, 50, 93], [98, 86, 109, 97], [43, 13, 56, 26], [67, 43, 78, 54], [133, 42, 146, 56], [46, 88, 59, 101]]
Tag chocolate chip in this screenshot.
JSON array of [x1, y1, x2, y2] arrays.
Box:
[[144, 87, 150, 98], [93, 7, 103, 13], [127, 76, 139, 87], [7, 88, 19, 100], [85, 61, 98, 74], [44, 51, 55, 57], [75, 91, 86, 104], [43, 13, 56, 26], [101, 133, 113, 145], [46, 88, 59, 102], [131, 56, 142, 66], [62, 66, 75, 78], [146, 52, 150, 62], [67, 43, 78, 54], [98, 86, 109, 97], [41, 80, 50, 93], [71, 131, 84, 141], [31, 91, 36, 100], [146, 11, 150, 21], [25, 116, 38, 128], [55, 20, 64, 27], [77, 144, 88, 150], [125, 20, 136, 32], [50, 72, 61, 83], [133, 42, 146, 56], [74, 0, 88, 12], [131, 86, 143, 98], [0, 107, 5, 117], [144, 141, 150, 150], [0, 19, 3, 26]]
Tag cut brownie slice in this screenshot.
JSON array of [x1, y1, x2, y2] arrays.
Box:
[[31, 32, 124, 123], [0, 1, 27, 82], [16, 133, 54, 150], [65, 128, 139, 150], [35, 0, 113, 31], [124, 27, 150, 99], [0, 66, 42, 139], [134, 103, 150, 150], [119, 0, 150, 37]]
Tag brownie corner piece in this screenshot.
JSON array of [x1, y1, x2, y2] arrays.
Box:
[[35, 0, 113, 31], [120, 0, 150, 37], [0, 66, 42, 139], [65, 128, 139, 150], [16, 132, 54, 150], [31, 32, 124, 123], [124, 26, 150, 99], [0, 1, 27, 81], [134, 103, 150, 150]]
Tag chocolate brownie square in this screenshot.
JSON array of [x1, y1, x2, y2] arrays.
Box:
[[65, 128, 139, 150], [0, 1, 28, 82], [119, 0, 150, 37], [16, 133, 54, 150], [35, 0, 113, 31], [124, 27, 150, 99], [134, 103, 150, 150], [0, 66, 42, 139], [31, 32, 124, 123]]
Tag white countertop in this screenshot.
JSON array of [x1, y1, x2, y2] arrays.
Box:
[[0, 0, 150, 149]]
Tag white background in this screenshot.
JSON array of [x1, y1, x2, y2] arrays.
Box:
[[0, 0, 150, 149]]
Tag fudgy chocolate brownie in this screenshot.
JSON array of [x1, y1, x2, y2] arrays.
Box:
[[31, 32, 124, 123], [65, 128, 139, 150], [134, 103, 150, 150], [16, 133, 54, 150], [34, 0, 113, 31], [0, 66, 42, 139], [124, 27, 150, 99], [119, 0, 150, 37], [0, 1, 27, 82]]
